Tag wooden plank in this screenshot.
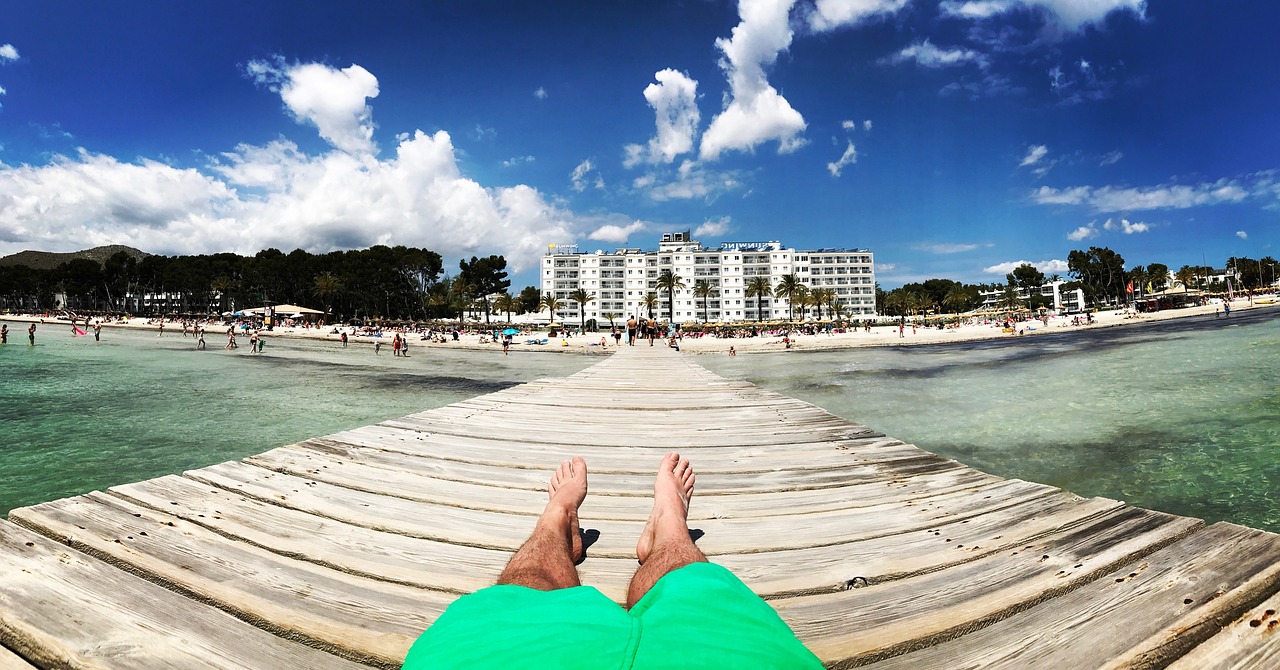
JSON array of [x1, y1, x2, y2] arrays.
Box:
[[857, 523, 1280, 670], [264, 440, 963, 496], [0, 646, 34, 670], [107, 475, 645, 603], [10, 493, 448, 669], [1167, 586, 1280, 670], [773, 507, 1203, 667], [0, 520, 369, 670], [238, 452, 1001, 520], [181, 459, 1065, 557]]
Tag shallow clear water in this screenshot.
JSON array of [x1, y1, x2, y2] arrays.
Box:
[[0, 324, 595, 515], [701, 310, 1280, 532]]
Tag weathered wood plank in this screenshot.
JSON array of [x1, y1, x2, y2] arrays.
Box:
[[857, 523, 1280, 670], [10, 493, 446, 669], [1167, 585, 1280, 670], [182, 458, 1065, 557], [0, 520, 369, 670], [233, 454, 1000, 520], [774, 508, 1203, 667], [0, 646, 34, 670]]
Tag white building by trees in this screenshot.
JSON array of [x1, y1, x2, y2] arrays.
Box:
[[540, 231, 876, 326]]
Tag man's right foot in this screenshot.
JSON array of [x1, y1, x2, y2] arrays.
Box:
[[546, 456, 588, 563], [636, 451, 695, 564]]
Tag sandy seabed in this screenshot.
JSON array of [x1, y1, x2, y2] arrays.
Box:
[[4, 299, 1275, 357]]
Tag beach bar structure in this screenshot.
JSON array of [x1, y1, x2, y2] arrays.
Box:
[[2, 347, 1279, 668]]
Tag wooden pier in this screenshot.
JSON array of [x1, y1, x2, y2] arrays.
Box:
[[2, 347, 1279, 668]]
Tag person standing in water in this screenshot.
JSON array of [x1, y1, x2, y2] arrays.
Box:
[[93, 323, 102, 341], [1, 323, 8, 344], [28, 323, 36, 346]]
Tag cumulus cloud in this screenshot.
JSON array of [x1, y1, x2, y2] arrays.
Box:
[[624, 69, 701, 166], [1236, 230, 1248, 240], [1032, 179, 1250, 212], [984, 259, 1069, 275], [534, 87, 548, 100], [636, 160, 743, 203], [807, 0, 910, 32], [0, 44, 18, 62], [699, 0, 807, 161], [841, 119, 856, 130], [1102, 217, 1149, 234], [864, 119, 872, 131], [569, 159, 604, 192], [588, 220, 648, 243], [246, 58, 380, 157], [0, 61, 604, 272], [1066, 223, 1098, 241], [502, 155, 534, 168], [940, 0, 1146, 32], [695, 216, 732, 238], [888, 40, 986, 68], [1019, 144, 1048, 167], [826, 142, 858, 177]]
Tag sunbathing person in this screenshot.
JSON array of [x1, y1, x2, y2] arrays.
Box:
[[402, 453, 821, 668]]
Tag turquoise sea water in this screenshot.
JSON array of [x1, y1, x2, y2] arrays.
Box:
[[0, 324, 595, 515], [701, 308, 1280, 532]]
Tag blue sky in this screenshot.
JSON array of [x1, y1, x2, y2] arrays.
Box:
[[1, 1, 1276, 289]]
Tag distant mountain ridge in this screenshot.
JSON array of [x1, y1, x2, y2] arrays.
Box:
[[0, 245, 150, 270]]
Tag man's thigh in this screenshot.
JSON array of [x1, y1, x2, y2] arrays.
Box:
[[402, 584, 636, 669], [629, 563, 824, 669]]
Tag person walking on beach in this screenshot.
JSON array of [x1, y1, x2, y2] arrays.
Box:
[[197, 327, 206, 350], [502, 334, 510, 356], [392, 333, 402, 357], [28, 323, 36, 346], [626, 316, 637, 346], [249, 330, 259, 353], [400, 453, 822, 669]]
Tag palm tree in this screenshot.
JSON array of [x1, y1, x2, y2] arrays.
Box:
[[943, 287, 970, 324], [792, 285, 812, 321], [693, 280, 714, 323], [492, 292, 517, 323], [212, 275, 237, 316], [656, 269, 686, 324], [538, 293, 562, 325], [568, 287, 596, 331], [602, 312, 619, 328], [809, 287, 834, 320], [1175, 266, 1197, 294], [641, 292, 658, 320], [1000, 286, 1022, 310], [773, 274, 802, 321], [745, 276, 772, 322]]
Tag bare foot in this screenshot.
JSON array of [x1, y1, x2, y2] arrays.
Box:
[[636, 451, 695, 564], [547, 456, 588, 563]]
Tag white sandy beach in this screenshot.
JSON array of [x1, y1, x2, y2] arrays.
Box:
[[5, 298, 1275, 356]]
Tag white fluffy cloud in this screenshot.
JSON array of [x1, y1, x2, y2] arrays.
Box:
[[826, 142, 858, 177], [0, 61, 588, 272], [1236, 230, 1248, 240], [984, 259, 1069, 275], [1032, 179, 1250, 212], [569, 159, 604, 192], [807, 0, 910, 32], [636, 161, 743, 202], [624, 69, 701, 166], [940, 0, 1146, 32], [1020, 144, 1048, 167], [694, 216, 732, 238], [1066, 223, 1098, 241], [0, 44, 18, 62], [246, 59, 380, 157], [534, 87, 548, 100], [699, 0, 807, 161], [588, 220, 648, 243], [1102, 217, 1149, 234], [889, 40, 985, 68]]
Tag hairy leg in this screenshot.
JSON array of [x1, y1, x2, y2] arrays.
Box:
[[627, 452, 705, 609], [497, 456, 587, 591]]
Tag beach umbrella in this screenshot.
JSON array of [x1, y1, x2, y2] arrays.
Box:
[[502, 328, 520, 335]]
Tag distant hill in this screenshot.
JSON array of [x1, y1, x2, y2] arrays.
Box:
[[0, 245, 150, 270]]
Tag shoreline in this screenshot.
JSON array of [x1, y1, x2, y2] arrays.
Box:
[[3, 299, 1275, 356]]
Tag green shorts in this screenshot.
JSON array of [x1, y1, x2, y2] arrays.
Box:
[[401, 562, 822, 669]]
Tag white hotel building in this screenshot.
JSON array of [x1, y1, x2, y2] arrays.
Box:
[[541, 231, 876, 325]]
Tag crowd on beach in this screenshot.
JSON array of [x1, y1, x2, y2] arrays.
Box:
[[2, 293, 1276, 357]]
